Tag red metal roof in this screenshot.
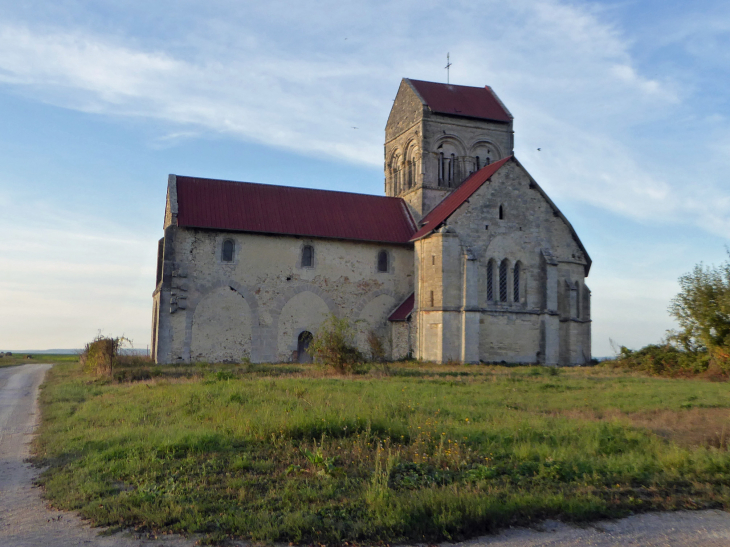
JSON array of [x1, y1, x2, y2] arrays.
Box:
[[175, 176, 417, 244], [410, 156, 513, 241], [388, 293, 414, 322], [407, 79, 512, 123]]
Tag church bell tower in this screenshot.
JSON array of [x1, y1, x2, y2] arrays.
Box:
[[385, 78, 514, 221]]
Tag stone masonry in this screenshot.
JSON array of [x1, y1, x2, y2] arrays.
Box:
[[152, 78, 591, 366]]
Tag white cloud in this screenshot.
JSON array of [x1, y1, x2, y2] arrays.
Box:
[[0, 0, 729, 351]]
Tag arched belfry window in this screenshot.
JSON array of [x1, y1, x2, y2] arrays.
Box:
[[407, 159, 413, 189], [499, 259, 508, 302], [475, 156, 481, 171], [438, 153, 445, 185], [302, 245, 314, 268], [448, 153, 455, 185], [513, 262, 521, 302], [222, 239, 235, 262], [377, 250, 389, 272]]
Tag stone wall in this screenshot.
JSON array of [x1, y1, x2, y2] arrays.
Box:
[[412, 159, 591, 365], [154, 229, 414, 364], [385, 79, 514, 220]]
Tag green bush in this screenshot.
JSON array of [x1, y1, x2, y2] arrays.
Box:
[[308, 315, 362, 372], [607, 343, 717, 378]]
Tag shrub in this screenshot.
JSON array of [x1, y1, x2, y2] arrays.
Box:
[[367, 330, 386, 362], [606, 343, 721, 378], [79, 333, 131, 377], [308, 315, 362, 372]]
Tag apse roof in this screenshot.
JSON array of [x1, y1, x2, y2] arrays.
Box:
[[388, 293, 414, 322], [174, 176, 418, 244]]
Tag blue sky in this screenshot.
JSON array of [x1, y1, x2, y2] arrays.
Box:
[[0, 0, 728, 355]]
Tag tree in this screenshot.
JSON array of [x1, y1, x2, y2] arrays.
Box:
[[669, 252, 730, 355]]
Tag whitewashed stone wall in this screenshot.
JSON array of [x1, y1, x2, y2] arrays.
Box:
[[153, 225, 414, 364], [412, 159, 591, 365]]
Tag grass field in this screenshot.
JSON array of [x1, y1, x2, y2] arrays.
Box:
[[0, 353, 78, 368], [33, 361, 730, 545]]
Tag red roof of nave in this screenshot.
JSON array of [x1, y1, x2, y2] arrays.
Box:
[[175, 176, 418, 244], [410, 156, 513, 241], [407, 79, 513, 123]]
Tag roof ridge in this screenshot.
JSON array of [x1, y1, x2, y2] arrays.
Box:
[[174, 175, 406, 202], [410, 156, 513, 241]]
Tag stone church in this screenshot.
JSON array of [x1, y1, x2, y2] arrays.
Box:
[[152, 78, 592, 365]]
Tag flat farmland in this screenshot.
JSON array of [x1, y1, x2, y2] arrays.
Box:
[[33, 361, 730, 545]]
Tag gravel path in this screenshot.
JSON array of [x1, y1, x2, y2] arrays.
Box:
[[0, 364, 194, 547], [1, 363, 728, 546]]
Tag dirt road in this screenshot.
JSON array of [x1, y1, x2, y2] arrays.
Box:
[[1, 363, 728, 546], [0, 364, 194, 547]]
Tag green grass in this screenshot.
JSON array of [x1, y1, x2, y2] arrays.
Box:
[[33, 361, 730, 545], [0, 353, 78, 368]]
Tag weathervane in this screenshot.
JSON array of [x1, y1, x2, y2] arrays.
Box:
[[445, 53, 452, 84]]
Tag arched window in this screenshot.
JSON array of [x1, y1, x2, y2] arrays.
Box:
[[222, 239, 235, 262], [407, 159, 413, 189], [475, 156, 481, 171], [297, 331, 313, 363], [513, 262, 521, 302], [499, 260, 508, 302], [302, 245, 314, 268], [486, 260, 494, 301], [448, 153, 455, 185], [438, 152, 445, 185], [377, 250, 389, 272], [499, 204, 504, 220]]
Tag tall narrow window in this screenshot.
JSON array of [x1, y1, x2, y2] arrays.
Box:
[[407, 160, 413, 188], [302, 245, 314, 268], [486, 260, 494, 301], [513, 262, 521, 302], [499, 260, 508, 302], [475, 156, 481, 171], [377, 250, 388, 272], [574, 282, 580, 318], [429, 290, 435, 307], [499, 205, 504, 220], [438, 152, 445, 185], [448, 153, 455, 185], [222, 239, 235, 262]]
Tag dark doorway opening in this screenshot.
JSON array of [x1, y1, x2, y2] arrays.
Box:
[[297, 331, 313, 363]]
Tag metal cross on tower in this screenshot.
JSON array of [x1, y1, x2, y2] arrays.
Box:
[[445, 53, 452, 84]]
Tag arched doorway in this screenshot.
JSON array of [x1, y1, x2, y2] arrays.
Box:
[[297, 331, 313, 363]]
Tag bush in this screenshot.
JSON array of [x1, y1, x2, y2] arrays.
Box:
[[606, 343, 721, 378], [79, 333, 131, 377], [367, 330, 386, 362], [308, 315, 362, 372]]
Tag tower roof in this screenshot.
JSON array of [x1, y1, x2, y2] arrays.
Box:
[[173, 176, 417, 244], [406, 79, 513, 123]]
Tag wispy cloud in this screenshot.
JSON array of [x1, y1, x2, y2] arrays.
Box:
[[0, 0, 714, 234], [1, 0, 729, 352]]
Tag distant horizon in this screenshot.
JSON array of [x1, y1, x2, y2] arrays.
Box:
[[1, 0, 729, 354]]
